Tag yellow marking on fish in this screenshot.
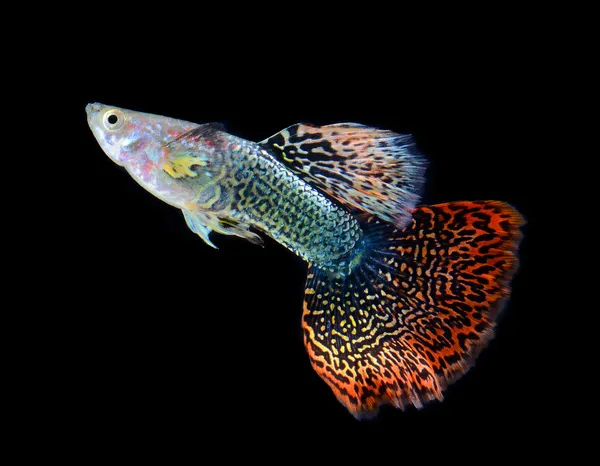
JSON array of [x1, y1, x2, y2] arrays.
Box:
[[163, 154, 201, 178], [337, 332, 349, 342], [162, 162, 181, 178]]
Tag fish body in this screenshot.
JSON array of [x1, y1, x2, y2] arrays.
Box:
[[87, 103, 524, 418], [87, 103, 362, 269]]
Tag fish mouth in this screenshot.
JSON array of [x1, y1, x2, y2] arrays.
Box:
[[85, 102, 103, 121]]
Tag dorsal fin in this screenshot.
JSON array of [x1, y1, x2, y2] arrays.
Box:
[[259, 123, 427, 228]]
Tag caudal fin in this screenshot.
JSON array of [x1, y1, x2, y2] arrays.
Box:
[[302, 201, 524, 418]]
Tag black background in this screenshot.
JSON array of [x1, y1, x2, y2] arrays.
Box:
[[37, 39, 552, 458]]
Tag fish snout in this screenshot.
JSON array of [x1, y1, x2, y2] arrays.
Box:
[[85, 102, 104, 120]]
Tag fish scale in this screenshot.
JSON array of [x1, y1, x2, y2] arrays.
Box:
[[223, 140, 364, 272]]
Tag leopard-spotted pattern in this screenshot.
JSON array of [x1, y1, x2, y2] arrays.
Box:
[[302, 201, 524, 418], [260, 123, 426, 229]]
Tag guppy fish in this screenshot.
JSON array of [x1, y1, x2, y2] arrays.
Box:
[[87, 103, 523, 418]]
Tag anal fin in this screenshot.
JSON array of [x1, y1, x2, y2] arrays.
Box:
[[183, 209, 264, 249]]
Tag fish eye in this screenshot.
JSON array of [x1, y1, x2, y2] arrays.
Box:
[[102, 110, 126, 132]]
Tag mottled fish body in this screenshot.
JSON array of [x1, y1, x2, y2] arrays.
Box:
[[87, 103, 362, 268], [87, 103, 523, 418]]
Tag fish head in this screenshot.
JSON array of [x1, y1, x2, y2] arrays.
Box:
[[87, 103, 228, 209], [86, 102, 198, 169], [86, 103, 142, 166]]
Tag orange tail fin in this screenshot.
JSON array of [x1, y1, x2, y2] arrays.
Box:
[[302, 201, 524, 418]]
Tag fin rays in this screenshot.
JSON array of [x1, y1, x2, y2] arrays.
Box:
[[302, 201, 523, 418], [260, 123, 427, 229], [182, 209, 263, 249]]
